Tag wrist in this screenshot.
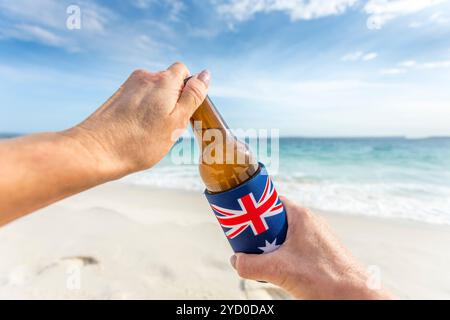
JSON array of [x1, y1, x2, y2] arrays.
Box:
[[58, 126, 128, 182]]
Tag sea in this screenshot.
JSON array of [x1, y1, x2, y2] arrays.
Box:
[[124, 137, 450, 225], [2, 133, 449, 225]]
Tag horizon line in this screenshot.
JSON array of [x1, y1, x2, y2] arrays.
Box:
[[2, 132, 450, 140]]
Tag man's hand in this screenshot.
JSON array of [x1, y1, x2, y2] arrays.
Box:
[[0, 63, 210, 225], [66, 63, 210, 177], [230, 197, 394, 300]]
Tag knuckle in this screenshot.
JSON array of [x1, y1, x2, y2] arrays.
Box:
[[158, 71, 171, 81], [235, 257, 265, 280], [131, 69, 150, 79], [185, 82, 205, 105], [236, 265, 250, 279], [130, 69, 154, 87], [303, 207, 314, 219], [184, 91, 200, 107], [175, 61, 189, 73], [287, 200, 309, 217], [174, 61, 188, 71], [235, 258, 250, 278], [168, 61, 189, 78]]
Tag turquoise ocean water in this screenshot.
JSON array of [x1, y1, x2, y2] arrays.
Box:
[[125, 137, 450, 225]]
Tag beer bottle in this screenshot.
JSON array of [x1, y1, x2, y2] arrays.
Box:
[[188, 80, 288, 254]]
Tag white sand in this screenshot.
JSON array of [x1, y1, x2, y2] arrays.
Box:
[[0, 181, 449, 299]]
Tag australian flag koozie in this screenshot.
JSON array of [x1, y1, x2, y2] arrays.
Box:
[[204, 163, 288, 254]]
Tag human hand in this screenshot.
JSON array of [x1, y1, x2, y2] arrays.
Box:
[[0, 63, 210, 223], [230, 197, 394, 300], [65, 62, 210, 179]]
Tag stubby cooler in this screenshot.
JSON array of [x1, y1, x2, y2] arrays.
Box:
[[204, 163, 288, 254]]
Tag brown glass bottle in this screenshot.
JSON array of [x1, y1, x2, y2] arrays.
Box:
[[190, 96, 259, 193]]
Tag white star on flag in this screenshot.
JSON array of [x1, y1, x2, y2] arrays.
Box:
[[258, 238, 280, 253]]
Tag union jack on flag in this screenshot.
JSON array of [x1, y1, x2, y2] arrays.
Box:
[[210, 177, 284, 239]]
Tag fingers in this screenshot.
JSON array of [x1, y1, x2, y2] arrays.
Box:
[[279, 195, 296, 210], [280, 195, 309, 221], [230, 252, 280, 283], [279, 195, 311, 240], [166, 62, 190, 82], [280, 195, 298, 222], [173, 69, 210, 119]]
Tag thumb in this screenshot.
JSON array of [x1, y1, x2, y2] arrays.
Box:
[[231, 252, 280, 283], [175, 70, 210, 117]]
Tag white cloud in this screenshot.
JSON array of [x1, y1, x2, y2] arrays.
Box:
[[216, 0, 450, 29], [0, 0, 173, 62], [167, 0, 185, 21], [421, 60, 450, 68], [398, 60, 417, 67], [0, 0, 62, 29], [365, 0, 448, 29], [408, 21, 424, 28], [409, 11, 450, 27], [402, 59, 450, 69], [429, 11, 449, 23], [12, 24, 66, 46], [0, 0, 113, 33], [217, 0, 358, 22], [0, 0, 115, 51], [341, 51, 378, 62], [132, 0, 184, 21], [132, 0, 154, 8], [382, 59, 450, 75], [362, 52, 378, 61], [209, 74, 450, 136], [380, 68, 406, 75], [341, 51, 364, 61]]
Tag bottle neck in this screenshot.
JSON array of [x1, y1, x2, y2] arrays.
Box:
[[189, 96, 259, 193], [190, 96, 238, 153], [190, 96, 231, 133]]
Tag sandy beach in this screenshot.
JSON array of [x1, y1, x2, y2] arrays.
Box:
[[1, 180, 449, 300]]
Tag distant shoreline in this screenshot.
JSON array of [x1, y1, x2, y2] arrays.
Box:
[[0, 133, 21, 139], [2, 133, 450, 140]]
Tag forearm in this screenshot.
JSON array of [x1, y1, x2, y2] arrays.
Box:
[[0, 129, 121, 226]]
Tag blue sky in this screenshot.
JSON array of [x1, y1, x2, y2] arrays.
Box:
[[0, 0, 449, 137]]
